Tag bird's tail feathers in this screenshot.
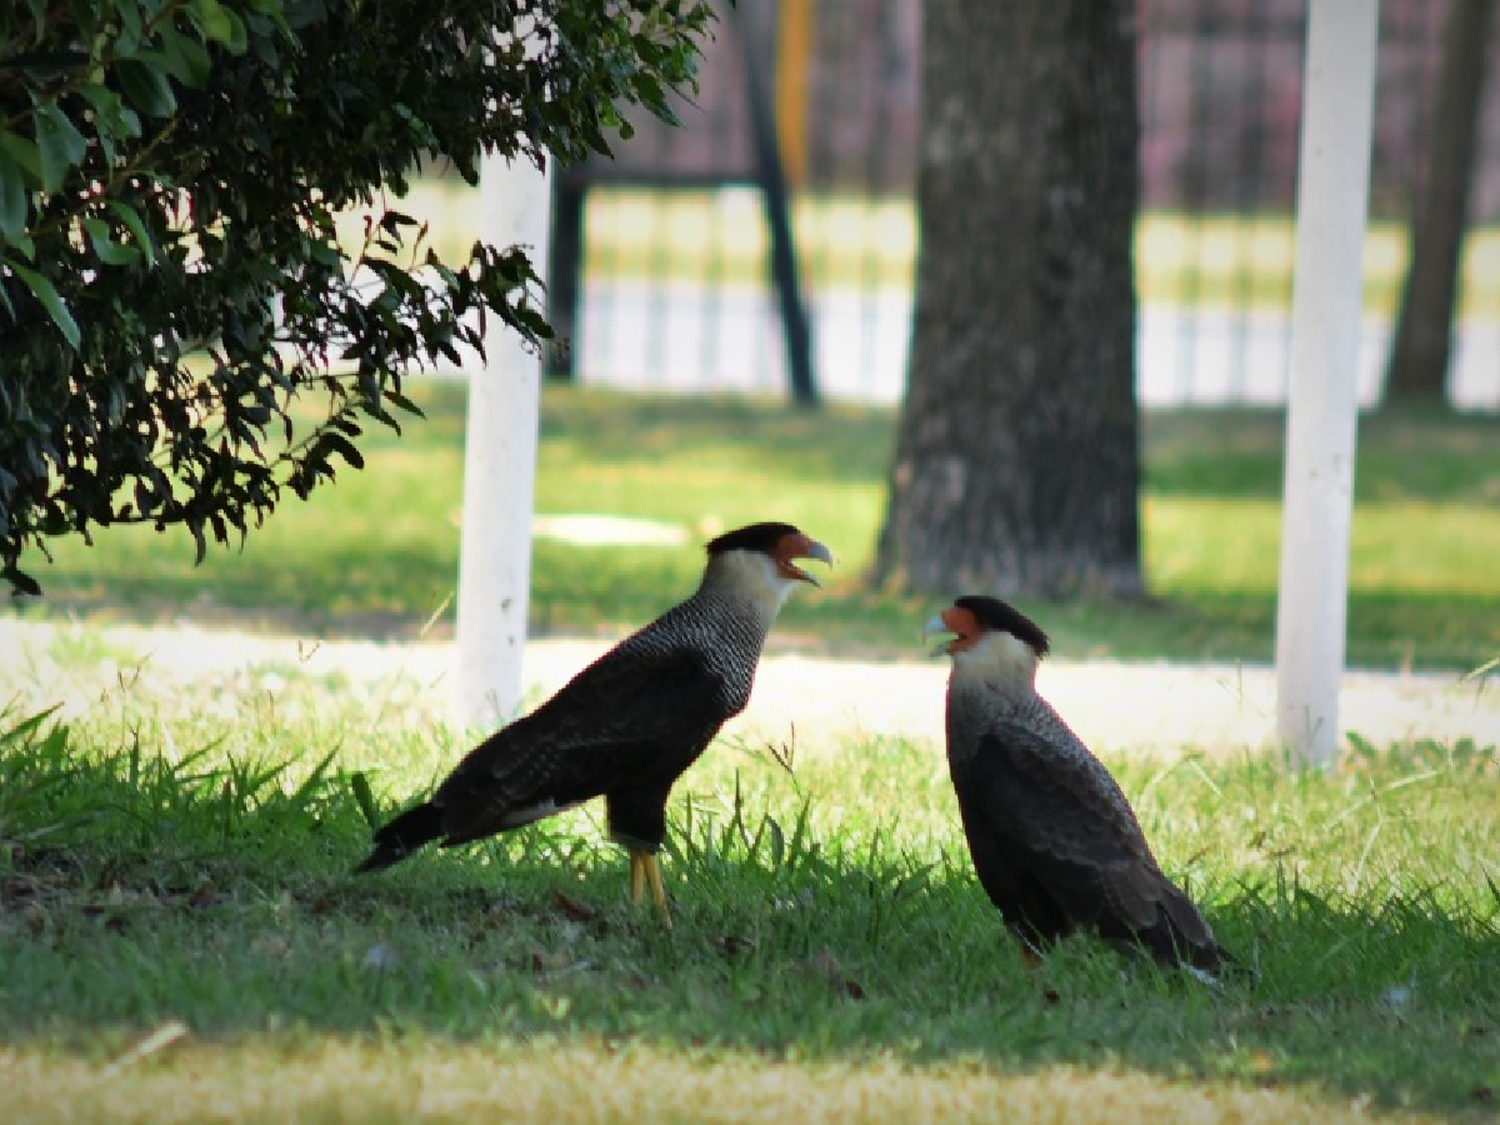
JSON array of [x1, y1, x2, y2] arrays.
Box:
[[1155, 881, 1238, 977], [356, 801, 444, 873]]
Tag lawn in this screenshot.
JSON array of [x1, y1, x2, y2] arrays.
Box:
[[13, 381, 1500, 671], [1, 646, 1497, 1123], [3, 382, 1499, 1122]]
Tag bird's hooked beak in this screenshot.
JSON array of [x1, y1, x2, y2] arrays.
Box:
[[924, 605, 984, 657], [923, 610, 959, 657], [777, 533, 834, 587]]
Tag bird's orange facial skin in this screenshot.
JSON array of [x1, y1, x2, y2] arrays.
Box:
[[774, 533, 834, 585], [940, 606, 983, 653]]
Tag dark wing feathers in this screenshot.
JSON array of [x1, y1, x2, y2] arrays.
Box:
[[433, 642, 731, 845], [955, 719, 1223, 968]]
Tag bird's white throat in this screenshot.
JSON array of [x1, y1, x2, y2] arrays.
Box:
[[950, 630, 1040, 702], [706, 549, 802, 614]]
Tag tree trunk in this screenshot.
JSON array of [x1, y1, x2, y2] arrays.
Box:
[[1385, 0, 1498, 406], [874, 0, 1142, 598]]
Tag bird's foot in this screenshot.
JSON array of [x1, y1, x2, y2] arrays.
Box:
[[627, 850, 673, 930]]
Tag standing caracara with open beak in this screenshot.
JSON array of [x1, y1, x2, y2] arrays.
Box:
[[357, 521, 832, 925], [926, 596, 1230, 978]]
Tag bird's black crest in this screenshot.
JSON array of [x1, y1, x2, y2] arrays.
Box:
[[705, 521, 800, 557], [954, 596, 1051, 658]]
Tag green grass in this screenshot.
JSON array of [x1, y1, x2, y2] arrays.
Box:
[[14, 383, 1500, 671], [375, 178, 1500, 318], [2, 666, 1498, 1123], [6, 384, 1500, 1120]]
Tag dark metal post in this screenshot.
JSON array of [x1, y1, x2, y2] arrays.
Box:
[[544, 173, 587, 381], [732, 2, 819, 407]]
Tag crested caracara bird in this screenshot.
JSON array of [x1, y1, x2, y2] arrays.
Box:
[[357, 521, 832, 924], [926, 596, 1231, 978]]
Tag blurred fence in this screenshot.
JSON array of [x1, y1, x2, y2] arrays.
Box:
[[544, 0, 1500, 410]]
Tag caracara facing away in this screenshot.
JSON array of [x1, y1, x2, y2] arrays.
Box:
[[358, 522, 832, 924], [926, 596, 1231, 978]]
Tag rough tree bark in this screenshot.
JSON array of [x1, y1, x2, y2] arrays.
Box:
[[1385, 0, 1498, 405], [874, 0, 1143, 598]]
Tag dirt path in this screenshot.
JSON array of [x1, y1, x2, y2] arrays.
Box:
[[3, 616, 1497, 758]]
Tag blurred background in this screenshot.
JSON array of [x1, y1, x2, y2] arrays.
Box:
[[14, 0, 1500, 671], [404, 0, 1499, 412]]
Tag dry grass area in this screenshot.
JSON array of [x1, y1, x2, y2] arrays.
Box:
[[1, 1039, 1437, 1125]]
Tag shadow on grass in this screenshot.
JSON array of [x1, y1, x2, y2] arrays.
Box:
[[4, 829, 1497, 1116], [2, 707, 1497, 1117]]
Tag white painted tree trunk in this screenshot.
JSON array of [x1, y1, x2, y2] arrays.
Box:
[[1275, 0, 1381, 766], [455, 153, 551, 731]]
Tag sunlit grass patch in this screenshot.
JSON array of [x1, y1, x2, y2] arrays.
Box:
[[4, 1039, 1444, 1125]]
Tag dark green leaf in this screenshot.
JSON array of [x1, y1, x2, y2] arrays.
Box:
[[77, 84, 143, 148], [0, 132, 42, 182], [116, 60, 178, 117], [321, 432, 365, 470], [384, 390, 426, 418], [3, 231, 36, 262], [22, 0, 47, 39], [33, 103, 88, 193], [5, 259, 80, 347], [148, 29, 213, 88], [117, 0, 144, 51], [191, 0, 249, 52], [107, 201, 156, 266], [0, 149, 28, 238], [82, 217, 141, 266]]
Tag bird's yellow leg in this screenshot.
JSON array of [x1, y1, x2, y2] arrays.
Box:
[[626, 848, 672, 929], [628, 851, 647, 905], [643, 853, 670, 923]]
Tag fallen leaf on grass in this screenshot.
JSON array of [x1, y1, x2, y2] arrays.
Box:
[[551, 889, 601, 925]]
